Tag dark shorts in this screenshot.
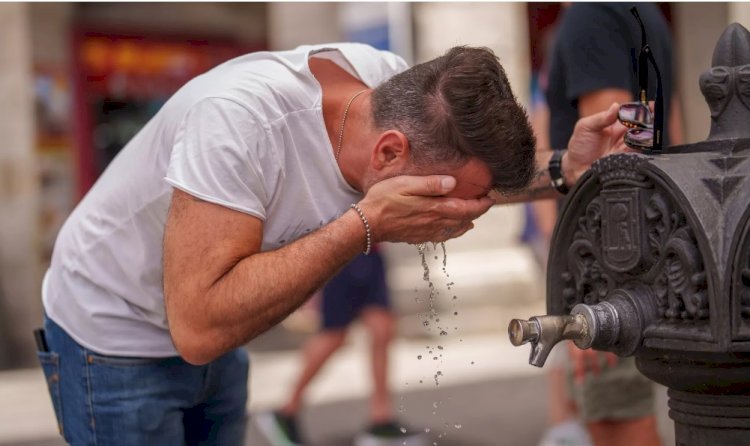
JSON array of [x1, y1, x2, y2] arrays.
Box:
[[321, 250, 390, 330], [565, 353, 654, 422]]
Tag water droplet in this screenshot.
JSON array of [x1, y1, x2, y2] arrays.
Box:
[[437, 345, 444, 350], [433, 357, 438, 360], [453, 295, 458, 300], [400, 427, 407, 434], [439, 330, 448, 336], [471, 361, 475, 365], [425, 427, 431, 433], [454, 424, 462, 429], [454, 311, 458, 316], [417, 355, 422, 360]]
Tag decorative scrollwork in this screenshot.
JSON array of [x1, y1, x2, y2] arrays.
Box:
[[645, 191, 709, 320], [562, 198, 615, 312], [558, 157, 709, 321], [645, 192, 674, 259], [655, 227, 709, 320]]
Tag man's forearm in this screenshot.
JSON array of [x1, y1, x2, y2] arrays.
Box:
[[186, 209, 366, 363], [166, 174, 494, 365], [491, 150, 562, 205], [493, 102, 626, 205]]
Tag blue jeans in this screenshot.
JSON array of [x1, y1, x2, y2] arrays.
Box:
[[37, 315, 249, 445]]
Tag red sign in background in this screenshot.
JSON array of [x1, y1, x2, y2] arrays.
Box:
[[72, 30, 264, 197]]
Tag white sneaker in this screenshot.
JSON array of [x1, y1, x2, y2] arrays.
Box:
[[538, 420, 593, 446], [255, 411, 304, 446]]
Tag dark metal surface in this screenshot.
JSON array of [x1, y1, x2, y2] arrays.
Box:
[[511, 22, 750, 446]]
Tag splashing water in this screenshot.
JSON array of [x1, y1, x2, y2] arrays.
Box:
[[411, 242, 468, 445]]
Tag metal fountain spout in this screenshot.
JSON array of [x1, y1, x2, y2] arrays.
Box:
[[509, 307, 592, 367], [509, 285, 656, 368]]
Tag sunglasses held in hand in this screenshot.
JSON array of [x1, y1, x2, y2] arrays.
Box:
[[617, 7, 664, 152]]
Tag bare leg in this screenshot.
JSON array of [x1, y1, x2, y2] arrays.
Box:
[[281, 328, 347, 416], [548, 365, 578, 425], [587, 416, 661, 446], [360, 306, 396, 424]]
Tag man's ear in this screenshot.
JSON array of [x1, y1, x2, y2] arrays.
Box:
[[371, 130, 410, 171]]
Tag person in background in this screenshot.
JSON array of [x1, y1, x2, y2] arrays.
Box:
[[544, 3, 683, 446], [527, 61, 593, 446], [256, 247, 424, 445], [523, 66, 559, 272]]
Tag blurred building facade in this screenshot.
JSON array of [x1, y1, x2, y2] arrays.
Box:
[[0, 2, 747, 369]]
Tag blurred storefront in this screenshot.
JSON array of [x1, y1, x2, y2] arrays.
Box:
[[2, 2, 267, 368], [0, 2, 747, 369]]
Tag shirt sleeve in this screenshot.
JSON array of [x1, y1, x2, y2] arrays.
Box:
[[558, 4, 634, 103], [336, 43, 410, 87], [164, 97, 278, 221]]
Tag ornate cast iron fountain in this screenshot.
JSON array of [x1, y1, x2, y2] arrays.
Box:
[[509, 23, 750, 445]]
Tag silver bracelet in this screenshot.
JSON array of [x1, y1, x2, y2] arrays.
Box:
[[350, 203, 372, 255]]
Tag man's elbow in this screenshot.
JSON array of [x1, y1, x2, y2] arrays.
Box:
[[170, 325, 223, 366]]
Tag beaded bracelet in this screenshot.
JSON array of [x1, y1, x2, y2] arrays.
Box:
[[350, 203, 372, 255]]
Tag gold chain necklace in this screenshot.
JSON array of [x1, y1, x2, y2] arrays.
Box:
[[335, 89, 368, 161]]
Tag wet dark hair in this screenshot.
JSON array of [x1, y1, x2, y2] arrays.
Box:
[[371, 46, 536, 193]]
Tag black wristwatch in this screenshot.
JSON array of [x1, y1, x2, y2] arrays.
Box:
[[548, 149, 569, 195]]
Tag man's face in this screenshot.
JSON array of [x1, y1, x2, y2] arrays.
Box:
[[441, 157, 493, 200]]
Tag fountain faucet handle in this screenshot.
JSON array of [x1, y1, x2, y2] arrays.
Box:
[[507, 314, 592, 368]]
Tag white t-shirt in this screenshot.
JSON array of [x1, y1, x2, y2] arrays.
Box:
[[43, 43, 408, 357]]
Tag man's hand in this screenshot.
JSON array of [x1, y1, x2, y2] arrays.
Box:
[[564, 102, 630, 185], [358, 175, 494, 244]]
